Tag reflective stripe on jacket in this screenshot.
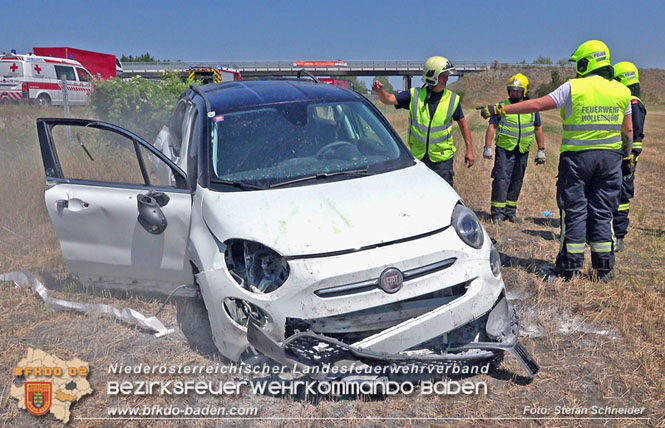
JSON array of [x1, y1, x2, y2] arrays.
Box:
[[408, 87, 460, 162], [560, 75, 631, 153], [496, 99, 535, 153]]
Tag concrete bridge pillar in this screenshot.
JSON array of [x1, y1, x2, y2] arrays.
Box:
[[403, 75, 411, 91]]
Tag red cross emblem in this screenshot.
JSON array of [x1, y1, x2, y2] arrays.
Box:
[[34, 65, 42, 74], [10, 63, 18, 72]]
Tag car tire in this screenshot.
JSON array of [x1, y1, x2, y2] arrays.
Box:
[[37, 94, 51, 107], [175, 294, 219, 357]]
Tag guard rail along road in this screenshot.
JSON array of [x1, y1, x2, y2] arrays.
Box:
[[121, 60, 496, 79], [121, 61, 573, 90]]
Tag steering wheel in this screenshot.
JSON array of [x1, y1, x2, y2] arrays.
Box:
[[315, 141, 357, 159]]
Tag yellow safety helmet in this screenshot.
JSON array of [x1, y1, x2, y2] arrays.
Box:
[[422, 56, 456, 86], [614, 61, 640, 86], [569, 40, 612, 76], [507, 73, 529, 96]]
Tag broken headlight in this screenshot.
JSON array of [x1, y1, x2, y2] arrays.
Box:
[[451, 204, 484, 249], [223, 298, 271, 327], [224, 239, 290, 293]]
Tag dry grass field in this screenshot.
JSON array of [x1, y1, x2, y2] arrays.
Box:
[[0, 68, 664, 427]]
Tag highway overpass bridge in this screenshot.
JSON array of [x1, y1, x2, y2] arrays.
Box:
[[121, 60, 491, 90]]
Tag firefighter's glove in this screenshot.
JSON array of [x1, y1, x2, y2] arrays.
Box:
[[535, 148, 546, 165], [483, 146, 493, 160], [622, 154, 636, 179], [477, 104, 506, 119]]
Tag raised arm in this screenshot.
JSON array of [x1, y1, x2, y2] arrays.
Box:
[[372, 80, 397, 105], [478, 95, 556, 118], [505, 96, 557, 114]]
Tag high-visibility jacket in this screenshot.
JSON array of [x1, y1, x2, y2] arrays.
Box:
[[408, 87, 460, 162], [495, 99, 535, 153], [560, 75, 631, 153]]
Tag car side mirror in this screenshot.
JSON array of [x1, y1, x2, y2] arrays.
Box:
[[137, 191, 169, 234]]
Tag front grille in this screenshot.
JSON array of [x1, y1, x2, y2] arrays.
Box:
[[314, 257, 457, 298], [287, 280, 470, 343]]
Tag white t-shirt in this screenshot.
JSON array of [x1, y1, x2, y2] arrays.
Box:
[[548, 78, 632, 120]]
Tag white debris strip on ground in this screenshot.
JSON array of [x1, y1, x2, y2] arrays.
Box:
[[516, 302, 618, 339], [0, 271, 173, 337], [507, 291, 619, 339]]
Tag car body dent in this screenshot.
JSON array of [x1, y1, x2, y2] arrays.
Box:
[[194, 209, 500, 361]]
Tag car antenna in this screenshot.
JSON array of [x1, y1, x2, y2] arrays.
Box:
[[296, 69, 320, 84]]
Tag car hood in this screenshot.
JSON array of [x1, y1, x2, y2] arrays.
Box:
[[201, 163, 460, 256]]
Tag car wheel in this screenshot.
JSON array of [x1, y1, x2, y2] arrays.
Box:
[[37, 94, 51, 107], [175, 294, 219, 357]]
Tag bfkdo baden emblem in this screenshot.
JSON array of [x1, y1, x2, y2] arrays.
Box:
[[25, 382, 52, 416]]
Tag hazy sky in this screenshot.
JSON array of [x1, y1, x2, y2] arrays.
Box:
[[3, 0, 663, 68]]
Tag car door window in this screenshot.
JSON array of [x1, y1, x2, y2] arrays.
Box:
[[186, 111, 200, 190], [76, 67, 93, 82], [177, 104, 196, 168], [48, 122, 186, 189], [166, 101, 188, 157], [54, 65, 76, 81]]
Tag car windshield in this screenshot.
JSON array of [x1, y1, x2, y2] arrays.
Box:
[[209, 100, 412, 189]]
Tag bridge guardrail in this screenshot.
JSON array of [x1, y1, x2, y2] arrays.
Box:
[[122, 60, 491, 72], [120, 61, 573, 76]]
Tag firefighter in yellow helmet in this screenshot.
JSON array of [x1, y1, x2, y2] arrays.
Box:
[[612, 61, 646, 252], [478, 40, 633, 282], [372, 56, 475, 187], [483, 73, 546, 224]]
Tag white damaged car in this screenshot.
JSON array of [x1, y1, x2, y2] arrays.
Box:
[[36, 77, 538, 376]]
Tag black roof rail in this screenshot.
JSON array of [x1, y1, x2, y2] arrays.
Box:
[[259, 76, 315, 82], [189, 84, 212, 114], [257, 76, 295, 81], [296, 69, 320, 84]]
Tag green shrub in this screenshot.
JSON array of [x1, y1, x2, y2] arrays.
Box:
[[534, 70, 563, 98], [90, 72, 189, 142], [533, 56, 553, 65]]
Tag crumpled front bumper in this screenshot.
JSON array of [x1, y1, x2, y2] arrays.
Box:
[[194, 223, 538, 378], [247, 295, 540, 378]]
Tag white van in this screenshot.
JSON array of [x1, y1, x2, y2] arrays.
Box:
[[0, 53, 94, 106]]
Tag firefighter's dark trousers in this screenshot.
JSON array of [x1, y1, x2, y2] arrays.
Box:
[[423, 157, 454, 187], [555, 150, 622, 272], [612, 157, 639, 239], [490, 146, 529, 219]]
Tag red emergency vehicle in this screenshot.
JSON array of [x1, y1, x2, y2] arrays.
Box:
[[33, 47, 121, 80], [319, 78, 352, 89]]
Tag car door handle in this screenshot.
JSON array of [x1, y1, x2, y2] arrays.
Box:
[[56, 199, 89, 210]]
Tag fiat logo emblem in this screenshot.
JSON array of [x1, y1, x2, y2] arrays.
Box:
[[379, 268, 403, 294]]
